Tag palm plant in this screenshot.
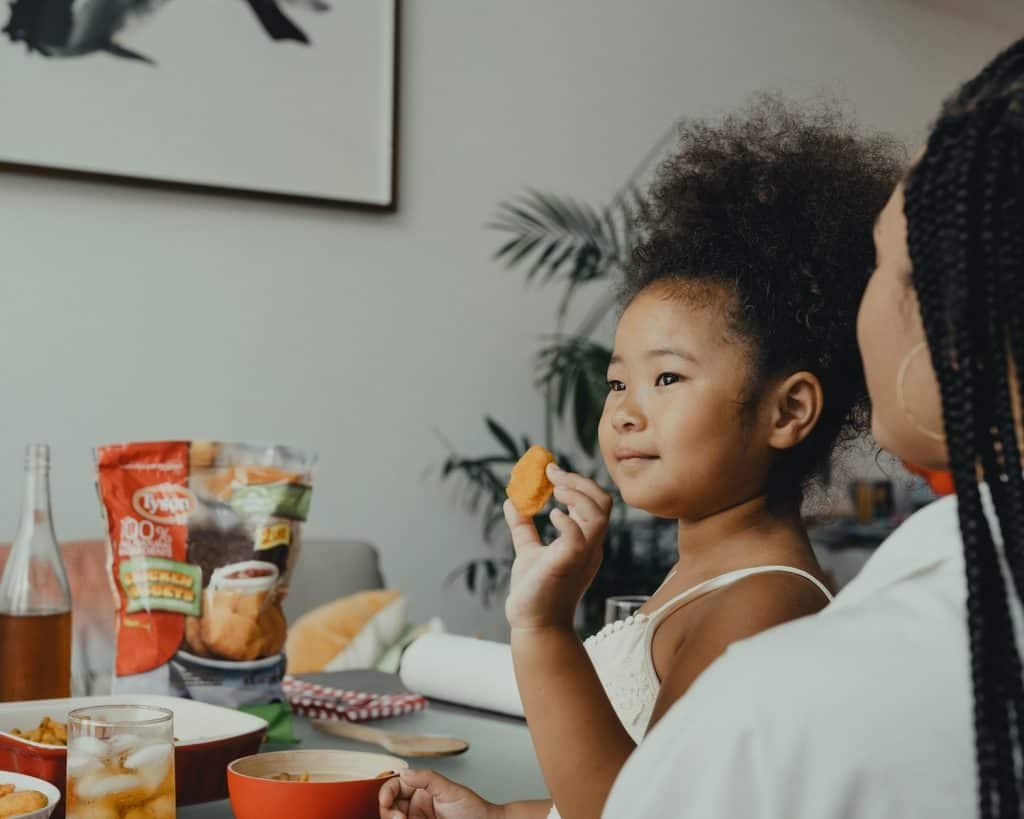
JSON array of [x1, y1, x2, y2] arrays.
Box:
[[442, 136, 680, 633]]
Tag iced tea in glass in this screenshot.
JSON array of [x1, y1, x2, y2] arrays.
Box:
[[66, 705, 174, 819]]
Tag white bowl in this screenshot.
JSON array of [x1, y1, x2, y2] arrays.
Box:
[[174, 649, 285, 672], [0, 771, 61, 819], [209, 560, 279, 593]]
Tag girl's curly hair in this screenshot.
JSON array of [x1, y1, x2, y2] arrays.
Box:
[[625, 93, 906, 499]]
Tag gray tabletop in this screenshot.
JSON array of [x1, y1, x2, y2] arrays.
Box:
[[179, 670, 546, 817]]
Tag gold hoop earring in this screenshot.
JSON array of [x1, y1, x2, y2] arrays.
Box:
[[897, 341, 946, 442]]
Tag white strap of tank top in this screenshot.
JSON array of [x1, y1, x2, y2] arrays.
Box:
[[648, 564, 833, 620]]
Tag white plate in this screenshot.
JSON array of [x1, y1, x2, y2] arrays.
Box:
[[0, 694, 267, 749], [173, 649, 284, 672], [0, 771, 61, 819]]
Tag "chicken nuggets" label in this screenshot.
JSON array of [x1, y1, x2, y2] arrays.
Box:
[[119, 558, 202, 616]]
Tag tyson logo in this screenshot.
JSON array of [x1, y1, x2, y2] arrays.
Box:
[[132, 484, 196, 524]]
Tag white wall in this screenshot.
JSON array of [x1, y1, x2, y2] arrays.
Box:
[[0, 0, 1019, 638]]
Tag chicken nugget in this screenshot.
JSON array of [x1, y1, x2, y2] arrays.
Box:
[[506, 445, 556, 517], [0, 786, 12, 799], [184, 614, 210, 657], [201, 589, 262, 661], [0, 789, 48, 817], [258, 602, 288, 658], [234, 589, 270, 621]]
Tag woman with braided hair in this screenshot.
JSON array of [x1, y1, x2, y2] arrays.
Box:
[[602, 37, 1024, 819]]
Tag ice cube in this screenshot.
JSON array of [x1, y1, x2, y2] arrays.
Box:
[[122, 794, 175, 819], [75, 773, 144, 801], [146, 793, 176, 819], [123, 743, 172, 771], [108, 733, 143, 753], [124, 743, 173, 789], [67, 750, 102, 778], [67, 803, 117, 819], [69, 736, 108, 758]]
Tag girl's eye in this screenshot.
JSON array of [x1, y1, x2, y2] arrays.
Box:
[[655, 373, 682, 387], [607, 379, 625, 392]]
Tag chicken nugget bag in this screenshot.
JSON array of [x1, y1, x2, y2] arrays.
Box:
[[94, 441, 315, 706]]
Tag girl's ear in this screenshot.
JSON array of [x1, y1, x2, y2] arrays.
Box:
[[766, 371, 824, 451]]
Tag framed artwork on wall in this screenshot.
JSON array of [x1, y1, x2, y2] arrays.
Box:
[[0, 0, 399, 209]]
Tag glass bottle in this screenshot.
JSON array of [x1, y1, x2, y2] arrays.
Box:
[[0, 444, 72, 701]]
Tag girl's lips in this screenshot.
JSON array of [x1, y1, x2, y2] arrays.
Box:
[[615, 450, 658, 461]]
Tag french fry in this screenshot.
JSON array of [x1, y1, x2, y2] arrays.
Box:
[[10, 716, 68, 746]]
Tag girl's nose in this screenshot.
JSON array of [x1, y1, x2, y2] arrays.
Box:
[[612, 394, 645, 432]]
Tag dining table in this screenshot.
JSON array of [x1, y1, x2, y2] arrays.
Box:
[[179, 669, 547, 817]]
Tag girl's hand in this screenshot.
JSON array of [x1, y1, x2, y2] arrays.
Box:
[[379, 770, 501, 819], [504, 464, 612, 631]]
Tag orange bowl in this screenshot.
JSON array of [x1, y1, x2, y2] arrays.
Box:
[[228, 749, 408, 819]]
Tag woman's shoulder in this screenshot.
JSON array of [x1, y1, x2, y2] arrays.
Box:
[[720, 563, 966, 695], [618, 606, 975, 819]]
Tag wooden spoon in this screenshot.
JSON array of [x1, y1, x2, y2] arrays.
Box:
[[312, 720, 469, 758]]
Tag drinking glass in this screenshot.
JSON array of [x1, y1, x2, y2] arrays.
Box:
[[604, 595, 649, 625], [67, 705, 175, 819]]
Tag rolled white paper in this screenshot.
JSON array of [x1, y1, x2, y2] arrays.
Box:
[[399, 633, 524, 717]]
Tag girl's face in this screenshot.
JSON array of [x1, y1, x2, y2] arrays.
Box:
[[598, 284, 776, 519], [857, 182, 948, 470]]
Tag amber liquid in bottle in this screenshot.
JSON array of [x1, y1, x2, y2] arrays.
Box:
[[0, 444, 72, 702], [0, 611, 71, 700]]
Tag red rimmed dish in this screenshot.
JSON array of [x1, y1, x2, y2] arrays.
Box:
[[0, 694, 267, 819]]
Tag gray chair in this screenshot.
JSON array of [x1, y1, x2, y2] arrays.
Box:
[[282, 539, 385, 623]]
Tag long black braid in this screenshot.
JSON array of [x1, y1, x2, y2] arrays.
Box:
[[904, 37, 1024, 819]]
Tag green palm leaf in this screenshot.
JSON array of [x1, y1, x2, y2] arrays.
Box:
[[489, 189, 642, 320], [536, 335, 612, 456]]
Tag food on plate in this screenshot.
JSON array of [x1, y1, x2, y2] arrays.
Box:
[[183, 563, 287, 662], [5, 716, 182, 750], [183, 615, 210, 659], [506, 445, 556, 517], [10, 716, 67, 746], [0, 787, 48, 817]]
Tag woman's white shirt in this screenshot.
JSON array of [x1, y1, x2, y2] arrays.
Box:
[[604, 492, 1014, 818]]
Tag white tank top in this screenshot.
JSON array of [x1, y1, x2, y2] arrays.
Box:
[[547, 565, 832, 819]]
